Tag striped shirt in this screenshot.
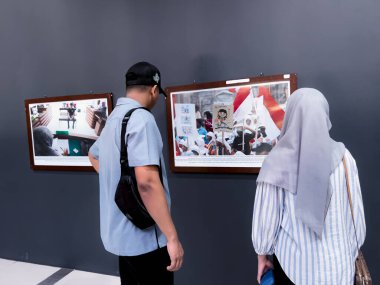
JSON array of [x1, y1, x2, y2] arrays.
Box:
[[252, 149, 366, 285]]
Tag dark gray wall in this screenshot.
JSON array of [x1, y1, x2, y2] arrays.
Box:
[[0, 0, 379, 284]]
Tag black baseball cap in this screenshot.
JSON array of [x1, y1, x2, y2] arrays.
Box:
[[125, 62, 167, 97]]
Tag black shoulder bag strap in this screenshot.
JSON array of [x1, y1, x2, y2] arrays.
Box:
[[120, 107, 164, 184]]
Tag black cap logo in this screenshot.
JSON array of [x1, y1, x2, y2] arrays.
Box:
[[153, 73, 160, 83]]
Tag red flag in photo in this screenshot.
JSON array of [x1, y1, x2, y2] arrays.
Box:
[[233, 86, 253, 123], [257, 86, 285, 130]]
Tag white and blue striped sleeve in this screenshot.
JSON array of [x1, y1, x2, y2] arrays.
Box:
[[354, 169, 366, 248], [252, 182, 284, 255], [348, 153, 366, 248]]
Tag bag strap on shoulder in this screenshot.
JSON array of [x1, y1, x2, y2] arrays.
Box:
[[120, 107, 163, 183], [120, 107, 149, 171], [342, 157, 361, 251]]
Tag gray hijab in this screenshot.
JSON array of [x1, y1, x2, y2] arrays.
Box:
[[33, 126, 60, 156], [257, 88, 345, 237]]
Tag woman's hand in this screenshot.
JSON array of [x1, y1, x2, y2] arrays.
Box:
[[257, 255, 273, 284]]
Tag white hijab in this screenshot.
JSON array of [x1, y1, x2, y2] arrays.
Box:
[[257, 88, 345, 237]]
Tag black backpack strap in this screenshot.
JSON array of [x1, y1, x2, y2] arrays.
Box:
[[120, 107, 148, 174], [120, 107, 164, 182], [159, 160, 164, 185]]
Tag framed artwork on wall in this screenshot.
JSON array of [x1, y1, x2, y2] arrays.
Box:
[[25, 93, 113, 171], [166, 74, 297, 173]]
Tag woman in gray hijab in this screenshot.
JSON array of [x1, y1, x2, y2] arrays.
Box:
[[251, 88, 366, 284], [33, 126, 60, 156]]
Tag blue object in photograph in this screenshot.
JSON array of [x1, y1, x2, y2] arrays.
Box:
[[261, 269, 275, 285]]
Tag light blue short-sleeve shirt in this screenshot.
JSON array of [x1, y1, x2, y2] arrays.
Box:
[[89, 97, 171, 256]]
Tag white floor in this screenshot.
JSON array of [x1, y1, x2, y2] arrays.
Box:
[[0, 258, 119, 285]]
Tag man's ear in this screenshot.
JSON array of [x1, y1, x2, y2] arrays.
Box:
[[151, 85, 159, 96]]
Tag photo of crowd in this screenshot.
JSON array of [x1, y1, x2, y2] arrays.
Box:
[[170, 81, 291, 167]]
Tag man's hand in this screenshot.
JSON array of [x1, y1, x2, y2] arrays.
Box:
[[135, 165, 184, 272], [257, 255, 273, 284], [166, 238, 184, 272]]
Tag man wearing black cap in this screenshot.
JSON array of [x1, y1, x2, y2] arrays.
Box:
[[89, 62, 183, 285]]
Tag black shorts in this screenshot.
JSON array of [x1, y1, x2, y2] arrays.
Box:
[[119, 246, 173, 285]]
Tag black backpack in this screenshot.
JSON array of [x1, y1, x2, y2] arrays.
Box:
[[114, 107, 163, 229]]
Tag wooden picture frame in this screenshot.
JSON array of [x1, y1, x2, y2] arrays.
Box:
[[165, 74, 297, 174], [25, 93, 113, 171]]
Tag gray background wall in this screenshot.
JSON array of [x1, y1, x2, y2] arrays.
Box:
[[0, 0, 379, 284]]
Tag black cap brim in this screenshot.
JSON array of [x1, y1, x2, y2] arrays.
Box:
[[159, 86, 167, 98]]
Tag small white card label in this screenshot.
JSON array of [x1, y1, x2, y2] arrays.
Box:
[[226, 78, 250, 85]]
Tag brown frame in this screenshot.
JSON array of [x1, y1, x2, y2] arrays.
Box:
[[165, 74, 297, 174], [25, 93, 113, 171]]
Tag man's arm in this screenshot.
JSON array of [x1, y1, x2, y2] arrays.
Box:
[[88, 152, 99, 173], [135, 165, 184, 272]]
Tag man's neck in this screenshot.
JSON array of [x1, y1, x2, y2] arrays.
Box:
[[126, 92, 150, 109]]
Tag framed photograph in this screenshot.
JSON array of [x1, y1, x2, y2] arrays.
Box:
[[166, 74, 297, 173], [25, 93, 113, 171]]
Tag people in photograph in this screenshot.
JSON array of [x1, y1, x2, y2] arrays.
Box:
[[250, 126, 272, 155], [215, 136, 231, 155], [257, 126, 267, 139], [178, 139, 193, 156], [234, 150, 245, 156], [195, 105, 202, 119], [33, 126, 65, 156], [231, 129, 254, 155], [194, 138, 207, 155], [206, 132, 216, 144], [252, 88, 366, 284], [88, 62, 184, 285], [189, 145, 200, 156], [175, 140, 181, 156], [196, 119, 208, 143], [173, 128, 182, 156], [96, 101, 107, 118], [203, 111, 213, 132], [252, 142, 272, 155], [206, 132, 217, 155], [277, 85, 289, 104], [67, 102, 76, 129]]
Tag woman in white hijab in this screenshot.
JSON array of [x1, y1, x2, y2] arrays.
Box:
[[251, 88, 366, 284]]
